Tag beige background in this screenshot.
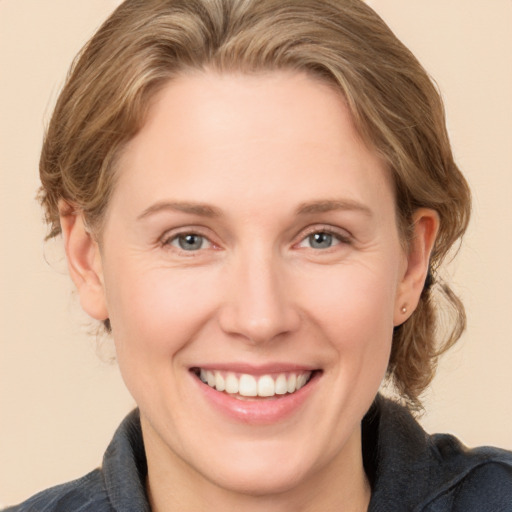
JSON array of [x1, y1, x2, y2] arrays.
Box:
[[1, 0, 511, 506]]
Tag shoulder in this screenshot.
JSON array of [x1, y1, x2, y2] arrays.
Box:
[[2, 469, 110, 512], [450, 459, 512, 510], [423, 437, 512, 511], [365, 396, 512, 512], [3, 410, 148, 512]]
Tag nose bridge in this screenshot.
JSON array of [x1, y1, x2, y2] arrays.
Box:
[[218, 243, 300, 344]]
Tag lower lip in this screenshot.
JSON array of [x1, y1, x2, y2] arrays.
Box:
[[192, 371, 320, 425]]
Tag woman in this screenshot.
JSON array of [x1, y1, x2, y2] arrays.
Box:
[[5, 0, 512, 510]]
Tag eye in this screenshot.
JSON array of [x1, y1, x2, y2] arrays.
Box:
[[305, 232, 338, 249], [167, 233, 212, 251], [297, 229, 349, 250]]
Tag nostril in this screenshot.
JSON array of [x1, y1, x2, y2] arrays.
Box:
[[217, 306, 301, 346]]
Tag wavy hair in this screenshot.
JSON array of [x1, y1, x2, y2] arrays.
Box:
[[39, 0, 471, 409]]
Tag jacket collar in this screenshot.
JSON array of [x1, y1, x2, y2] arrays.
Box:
[[102, 395, 499, 511]]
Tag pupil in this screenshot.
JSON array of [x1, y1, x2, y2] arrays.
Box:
[[310, 232, 332, 249], [179, 234, 202, 250]]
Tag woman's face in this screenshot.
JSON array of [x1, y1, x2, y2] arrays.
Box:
[[74, 70, 426, 497]]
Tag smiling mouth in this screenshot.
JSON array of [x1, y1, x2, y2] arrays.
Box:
[[191, 368, 318, 399]]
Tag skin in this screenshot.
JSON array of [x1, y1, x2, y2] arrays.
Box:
[[60, 70, 438, 512]]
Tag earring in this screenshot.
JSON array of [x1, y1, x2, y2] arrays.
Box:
[[401, 306, 407, 314]]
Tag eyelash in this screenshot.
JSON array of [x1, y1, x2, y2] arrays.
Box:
[[296, 225, 352, 250], [160, 225, 352, 254]]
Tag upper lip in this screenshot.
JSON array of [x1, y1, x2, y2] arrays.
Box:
[[190, 363, 320, 376]]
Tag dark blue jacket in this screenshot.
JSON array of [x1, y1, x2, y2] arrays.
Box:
[[5, 396, 512, 511]]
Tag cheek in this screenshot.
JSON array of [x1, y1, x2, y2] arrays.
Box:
[[103, 262, 224, 412], [307, 265, 397, 421], [104, 261, 220, 359], [300, 261, 398, 379]]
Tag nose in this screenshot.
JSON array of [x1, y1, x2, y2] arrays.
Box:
[[217, 250, 301, 345]]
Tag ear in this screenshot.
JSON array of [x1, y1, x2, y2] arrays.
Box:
[[394, 208, 439, 326], [59, 200, 109, 321]]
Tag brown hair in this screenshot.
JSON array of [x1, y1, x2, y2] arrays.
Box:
[[40, 0, 471, 409]]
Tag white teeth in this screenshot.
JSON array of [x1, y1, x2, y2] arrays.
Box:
[[287, 373, 297, 393], [257, 375, 275, 397], [239, 374, 258, 396], [275, 374, 288, 395], [198, 369, 313, 397], [225, 373, 239, 394], [297, 374, 308, 390], [214, 371, 225, 392]]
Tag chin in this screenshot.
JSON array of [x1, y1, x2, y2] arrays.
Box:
[[202, 458, 309, 497], [183, 428, 341, 500]]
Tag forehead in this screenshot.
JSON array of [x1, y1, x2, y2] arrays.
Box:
[[112, 69, 394, 220]]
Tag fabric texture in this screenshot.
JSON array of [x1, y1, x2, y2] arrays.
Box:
[[5, 395, 512, 511]]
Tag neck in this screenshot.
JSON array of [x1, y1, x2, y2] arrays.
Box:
[[143, 418, 371, 512]]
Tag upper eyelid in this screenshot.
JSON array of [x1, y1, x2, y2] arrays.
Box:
[[160, 226, 214, 243], [297, 224, 352, 241]]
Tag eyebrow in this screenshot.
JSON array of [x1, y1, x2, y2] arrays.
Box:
[[295, 199, 373, 217], [137, 201, 222, 220], [137, 198, 373, 221]]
